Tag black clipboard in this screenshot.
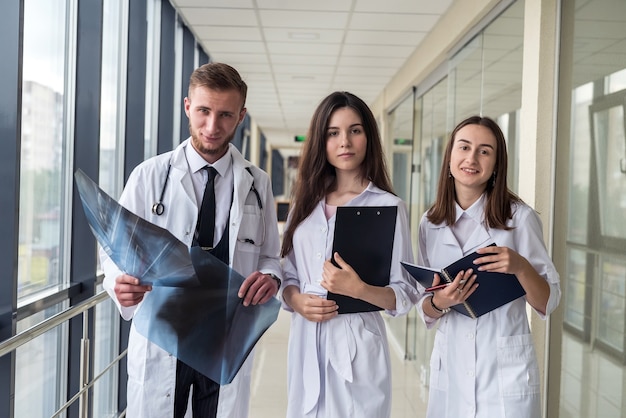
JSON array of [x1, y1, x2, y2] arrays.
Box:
[[328, 206, 397, 313]]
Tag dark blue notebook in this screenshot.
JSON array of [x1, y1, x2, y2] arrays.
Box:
[[401, 244, 526, 318]]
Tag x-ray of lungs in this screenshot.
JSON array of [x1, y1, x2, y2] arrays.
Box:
[[74, 169, 280, 384], [74, 169, 198, 288]]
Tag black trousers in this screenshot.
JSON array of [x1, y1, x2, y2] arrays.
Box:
[[174, 359, 220, 418]]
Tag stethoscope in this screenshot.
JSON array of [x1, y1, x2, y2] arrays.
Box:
[[152, 162, 266, 246], [151, 164, 172, 216]]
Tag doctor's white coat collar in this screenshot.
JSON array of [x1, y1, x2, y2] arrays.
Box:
[[426, 192, 492, 254], [454, 192, 486, 225]]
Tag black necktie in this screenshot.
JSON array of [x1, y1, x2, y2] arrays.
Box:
[[196, 166, 218, 249]]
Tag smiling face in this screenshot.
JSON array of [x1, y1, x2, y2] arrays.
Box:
[[325, 107, 367, 176], [449, 123, 497, 197], [184, 85, 246, 163]]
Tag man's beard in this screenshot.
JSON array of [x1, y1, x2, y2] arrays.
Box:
[[190, 128, 233, 159]]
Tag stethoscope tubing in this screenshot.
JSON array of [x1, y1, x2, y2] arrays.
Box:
[[151, 163, 172, 216], [151, 163, 266, 246], [151, 163, 263, 219]]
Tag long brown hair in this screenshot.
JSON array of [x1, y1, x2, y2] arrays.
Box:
[[426, 115, 521, 229], [280, 91, 394, 256]]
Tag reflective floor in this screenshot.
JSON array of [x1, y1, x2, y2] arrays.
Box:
[[250, 309, 626, 418], [249, 309, 429, 418]]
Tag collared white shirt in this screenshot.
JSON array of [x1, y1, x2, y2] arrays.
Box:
[[451, 194, 484, 249], [185, 144, 234, 244]]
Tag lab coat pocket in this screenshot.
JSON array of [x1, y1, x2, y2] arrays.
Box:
[[429, 329, 448, 391], [496, 333, 540, 397], [236, 204, 263, 253]]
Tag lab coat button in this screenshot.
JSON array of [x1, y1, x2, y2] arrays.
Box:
[[467, 333, 474, 340], [316, 253, 322, 259], [468, 371, 475, 377]]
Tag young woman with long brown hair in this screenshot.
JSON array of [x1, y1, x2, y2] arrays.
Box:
[[280, 91, 418, 418], [416, 115, 561, 418]]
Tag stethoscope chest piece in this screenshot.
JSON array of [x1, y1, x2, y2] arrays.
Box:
[[152, 162, 173, 216], [152, 202, 165, 215]]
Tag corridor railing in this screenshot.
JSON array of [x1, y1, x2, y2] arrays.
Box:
[[0, 291, 127, 418]]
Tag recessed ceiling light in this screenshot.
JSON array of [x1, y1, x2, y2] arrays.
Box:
[[292, 75, 315, 81], [289, 32, 319, 40]]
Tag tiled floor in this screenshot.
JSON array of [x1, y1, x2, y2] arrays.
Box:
[[248, 309, 428, 418]]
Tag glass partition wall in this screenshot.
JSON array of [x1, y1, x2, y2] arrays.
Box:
[[385, 0, 525, 385]]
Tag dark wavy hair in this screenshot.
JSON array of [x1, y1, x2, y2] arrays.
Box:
[[280, 91, 394, 256], [426, 115, 521, 229]]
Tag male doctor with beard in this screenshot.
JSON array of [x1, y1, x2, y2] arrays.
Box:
[[101, 62, 282, 418]]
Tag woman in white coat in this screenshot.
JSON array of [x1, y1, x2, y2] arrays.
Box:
[[280, 91, 418, 418], [416, 115, 561, 418], [101, 63, 282, 418]]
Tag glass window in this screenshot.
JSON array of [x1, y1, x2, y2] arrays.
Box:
[[481, 5, 524, 118], [407, 76, 448, 377], [93, 285, 120, 417], [449, 34, 483, 122], [563, 248, 588, 333], [416, 80, 448, 217], [99, 0, 127, 197], [591, 102, 626, 243], [388, 93, 414, 202], [18, 0, 69, 299], [557, 0, 626, 416], [94, 1, 126, 416], [17, 1, 71, 415], [15, 306, 66, 418], [447, 1, 524, 191], [597, 256, 626, 352], [567, 84, 594, 245], [385, 93, 414, 351], [144, 0, 161, 159]]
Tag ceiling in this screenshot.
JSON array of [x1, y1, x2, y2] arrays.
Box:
[[171, 0, 454, 145]]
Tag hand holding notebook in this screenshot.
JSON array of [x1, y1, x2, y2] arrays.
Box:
[[401, 243, 526, 319]]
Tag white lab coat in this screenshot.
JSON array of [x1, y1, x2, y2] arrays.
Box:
[[416, 196, 561, 418], [101, 140, 282, 418], [281, 184, 418, 418]]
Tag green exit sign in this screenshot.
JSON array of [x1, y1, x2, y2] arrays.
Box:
[[394, 138, 413, 145], [294, 135, 306, 142]]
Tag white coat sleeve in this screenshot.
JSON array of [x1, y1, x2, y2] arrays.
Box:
[[513, 205, 561, 318], [384, 200, 420, 317], [252, 170, 282, 279], [279, 212, 300, 312], [415, 214, 440, 329]]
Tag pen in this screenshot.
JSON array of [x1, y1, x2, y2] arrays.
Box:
[[425, 280, 466, 292]]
